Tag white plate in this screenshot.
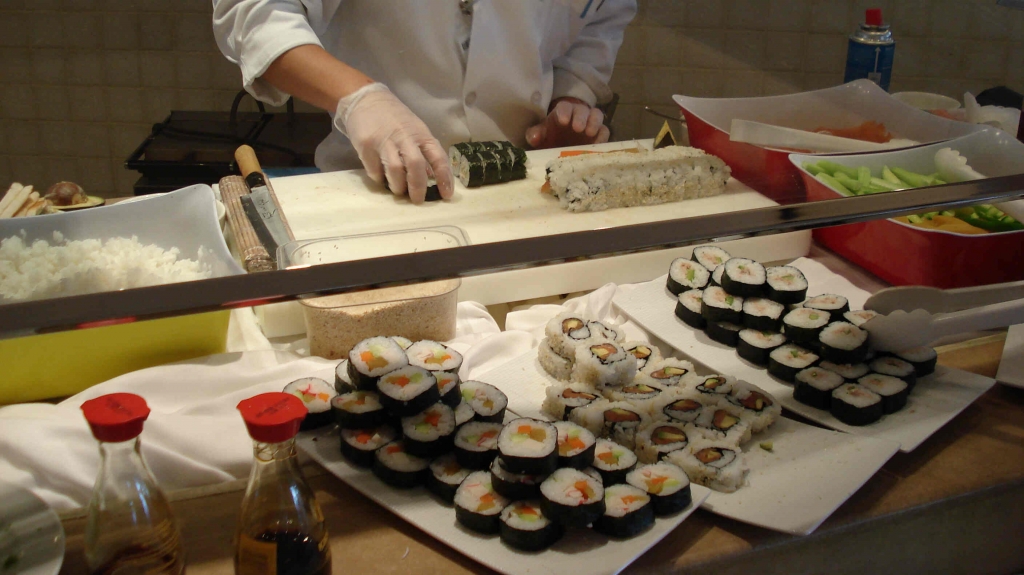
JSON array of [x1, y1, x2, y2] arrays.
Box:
[[612, 263, 997, 453], [475, 350, 899, 535], [298, 431, 710, 575], [0, 482, 65, 575], [997, 324, 1024, 389]]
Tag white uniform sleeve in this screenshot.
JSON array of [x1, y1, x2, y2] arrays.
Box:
[[551, 1, 637, 107], [212, 0, 332, 106]]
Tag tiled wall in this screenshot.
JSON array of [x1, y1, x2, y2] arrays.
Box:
[[1, 0, 1022, 197]]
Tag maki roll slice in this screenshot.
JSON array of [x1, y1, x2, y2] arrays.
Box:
[[538, 340, 574, 381], [591, 439, 637, 485], [542, 383, 600, 421], [448, 142, 475, 170], [803, 294, 851, 315], [692, 403, 751, 445], [782, 307, 831, 347], [675, 289, 707, 329], [348, 336, 409, 391], [625, 462, 692, 516], [894, 346, 938, 378], [793, 367, 845, 409], [434, 371, 462, 407], [332, 390, 388, 430], [594, 484, 655, 538], [768, 344, 819, 382], [869, 356, 918, 391], [720, 258, 766, 297], [334, 360, 354, 394], [459, 380, 509, 423], [606, 382, 663, 410], [340, 425, 397, 468], [819, 361, 870, 382], [737, 329, 787, 366], [691, 245, 731, 272], [454, 421, 502, 469], [623, 341, 662, 372], [571, 342, 637, 389], [710, 264, 725, 287], [406, 340, 463, 375], [545, 312, 600, 358], [540, 468, 605, 528], [490, 457, 546, 500], [455, 470, 510, 534], [666, 258, 710, 295], [726, 381, 781, 433], [830, 384, 883, 426], [377, 366, 440, 417], [651, 390, 718, 425], [454, 400, 475, 427], [458, 152, 486, 188], [818, 321, 869, 365], [390, 335, 414, 350], [667, 440, 748, 493], [553, 421, 597, 469], [844, 309, 879, 327], [701, 286, 743, 324], [401, 403, 457, 458], [635, 421, 690, 463], [637, 358, 695, 388], [373, 441, 429, 488], [694, 375, 734, 400], [706, 321, 742, 346], [858, 374, 910, 414], [283, 377, 336, 431], [498, 418, 559, 475], [426, 453, 471, 504], [500, 501, 563, 551], [765, 266, 808, 304], [742, 297, 785, 332], [570, 401, 650, 450]]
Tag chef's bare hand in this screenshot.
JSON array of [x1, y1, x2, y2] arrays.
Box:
[[334, 83, 453, 203], [525, 97, 610, 150]]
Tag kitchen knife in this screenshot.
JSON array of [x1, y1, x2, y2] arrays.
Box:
[[239, 194, 280, 263], [234, 145, 292, 252]]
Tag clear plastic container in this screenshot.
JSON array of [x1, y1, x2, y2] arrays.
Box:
[[277, 226, 468, 359]]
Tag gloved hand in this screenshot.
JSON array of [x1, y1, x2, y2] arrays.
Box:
[[525, 97, 610, 150], [334, 83, 453, 203]]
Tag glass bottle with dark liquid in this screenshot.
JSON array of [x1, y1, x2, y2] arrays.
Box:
[[236, 393, 331, 575], [81, 393, 185, 575]]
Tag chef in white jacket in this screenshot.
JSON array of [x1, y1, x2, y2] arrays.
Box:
[[212, 0, 636, 203]]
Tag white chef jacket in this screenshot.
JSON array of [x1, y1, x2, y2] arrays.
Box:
[[212, 0, 636, 171]]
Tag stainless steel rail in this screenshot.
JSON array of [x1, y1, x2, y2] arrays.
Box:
[[1, 175, 1022, 339]]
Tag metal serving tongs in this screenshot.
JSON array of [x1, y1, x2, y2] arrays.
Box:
[[862, 280, 1024, 351]]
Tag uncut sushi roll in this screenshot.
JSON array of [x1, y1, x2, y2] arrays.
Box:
[[340, 425, 397, 468], [830, 384, 883, 426], [720, 258, 766, 298], [332, 390, 389, 430], [553, 421, 597, 469], [538, 340, 574, 381], [454, 421, 503, 470], [283, 377, 337, 431], [765, 266, 808, 304], [459, 380, 508, 423], [348, 336, 409, 391], [819, 361, 870, 382], [742, 297, 785, 332], [334, 360, 354, 394], [782, 307, 831, 347], [649, 389, 721, 425], [455, 470, 510, 534], [818, 321, 869, 365], [500, 501, 563, 551], [594, 484, 655, 538], [894, 346, 938, 377], [726, 381, 781, 433], [434, 370, 462, 407], [793, 367, 845, 410], [843, 309, 879, 327], [498, 418, 559, 475], [737, 329, 787, 366], [542, 383, 601, 421], [691, 403, 750, 445], [701, 286, 743, 324], [870, 356, 918, 391], [675, 289, 707, 329], [591, 439, 637, 485], [768, 344, 820, 382], [570, 401, 650, 450], [373, 440, 429, 488], [540, 468, 605, 528], [570, 341, 637, 390], [623, 341, 662, 372], [427, 453, 471, 504], [401, 403, 457, 458], [406, 340, 463, 375], [636, 358, 696, 388], [691, 245, 731, 272], [635, 421, 691, 463], [706, 321, 742, 346], [490, 457, 546, 500], [858, 373, 910, 414], [625, 462, 692, 516], [377, 366, 440, 417], [667, 258, 710, 295], [803, 294, 850, 315], [667, 440, 748, 494]]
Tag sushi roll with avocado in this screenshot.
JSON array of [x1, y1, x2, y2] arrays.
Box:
[[765, 266, 808, 304], [340, 425, 397, 468], [782, 307, 831, 347], [570, 401, 650, 450], [694, 374, 734, 400], [720, 258, 766, 298], [283, 377, 336, 431], [625, 462, 692, 516], [710, 265, 725, 287], [538, 340, 574, 381], [377, 366, 440, 417], [622, 341, 662, 372], [736, 329, 787, 366], [725, 381, 781, 433], [455, 470, 510, 534], [459, 380, 508, 423], [406, 340, 463, 375], [830, 384, 883, 426], [553, 421, 597, 469], [433, 370, 462, 407], [401, 403, 457, 458], [894, 346, 937, 377], [542, 383, 601, 421], [540, 468, 605, 528], [818, 321, 869, 364], [742, 297, 785, 332], [591, 439, 637, 485], [701, 286, 743, 324], [649, 389, 720, 425], [803, 294, 851, 315], [636, 358, 696, 388], [373, 440, 429, 488], [675, 289, 707, 329], [691, 245, 731, 272], [332, 390, 388, 430], [454, 400, 475, 427], [453, 421, 503, 470], [691, 403, 751, 445], [498, 418, 559, 475], [570, 342, 637, 390], [667, 440, 748, 494], [490, 456, 546, 500], [857, 374, 909, 414], [594, 484, 655, 538], [870, 356, 919, 390], [667, 258, 710, 295], [768, 344, 820, 382], [390, 335, 414, 350], [793, 367, 845, 409], [426, 453, 471, 504], [634, 421, 691, 463], [348, 336, 409, 391], [500, 501, 563, 551]]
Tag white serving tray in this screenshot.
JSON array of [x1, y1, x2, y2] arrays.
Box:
[[997, 324, 1024, 389], [298, 429, 710, 575], [612, 259, 997, 452], [475, 350, 899, 535]]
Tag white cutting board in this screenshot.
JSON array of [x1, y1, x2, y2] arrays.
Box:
[[272, 140, 810, 305]]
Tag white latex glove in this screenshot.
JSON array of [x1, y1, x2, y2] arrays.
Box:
[[334, 83, 453, 203], [525, 98, 610, 150]]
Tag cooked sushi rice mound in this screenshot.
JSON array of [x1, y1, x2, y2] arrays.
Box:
[[635, 420, 691, 463], [649, 388, 722, 424], [725, 381, 781, 433], [667, 439, 748, 493], [538, 339, 574, 381], [571, 341, 637, 389], [545, 147, 730, 213], [542, 383, 601, 421]]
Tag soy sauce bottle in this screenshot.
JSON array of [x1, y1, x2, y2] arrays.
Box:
[[81, 393, 185, 575], [235, 393, 331, 575]]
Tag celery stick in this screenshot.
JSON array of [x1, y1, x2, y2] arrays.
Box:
[[907, 214, 923, 223], [834, 172, 864, 193], [803, 162, 824, 176], [882, 166, 903, 185], [869, 177, 901, 191], [890, 167, 932, 188], [857, 166, 872, 188], [817, 160, 861, 179], [940, 210, 955, 217], [816, 173, 851, 195]]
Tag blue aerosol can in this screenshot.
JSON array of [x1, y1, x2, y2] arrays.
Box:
[[843, 8, 895, 91]]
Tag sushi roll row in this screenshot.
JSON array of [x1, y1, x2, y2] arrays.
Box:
[[669, 246, 809, 304], [448, 141, 528, 188]]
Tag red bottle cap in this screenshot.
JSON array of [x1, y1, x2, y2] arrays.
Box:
[[81, 393, 151, 443], [237, 392, 307, 443], [865, 8, 883, 26]]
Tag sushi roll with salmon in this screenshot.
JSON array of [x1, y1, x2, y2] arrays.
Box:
[[498, 418, 559, 475], [500, 501, 563, 551], [332, 390, 388, 430], [818, 321, 869, 364], [634, 421, 691, 463], [726, 381, 781, 433], [540, 468, 606, 528], [591, 439, 638, 485], [691, 245, 731, 272], [857, 374, 909, 414], [765, 266, 808, 304], [542, 383, 601, 421], [736, 329, 787, 366], [675, 289, 707, 329], [571, 342, 637, 390], [406, 340, 463, 375], [649, 389, 721, 425], [742, 297, 785, 332], [376, 366, 440, 417], [623, 341, 662, 372], [283, 377, 336, 431], [553, 421, 597, 469], [691, 403, 751, 445], [768, 344, 819, 382], [570, 401, 650, 450], [454, 421, 502, 469], [455, 470, 510, 534], [694, 374, 734, 400], [625, 462, 692, 516], [667, 258, 710, 295], [426, 453, 471, 504], [459, 380, 508, 423], [594, 484, 655, 538], [348, 336, 409, 391], [701, 286, 743, 324], [635, 358, 696, 388], [720, 258, 766, 298], [830, 384, 883, 426], [803, 294, 851, 315], [667, 440, 748, 493], [782, 307, 831, 348], [545, 313, 602, 358], [373, 440, 429, 488], [340, 425, 397, 467]]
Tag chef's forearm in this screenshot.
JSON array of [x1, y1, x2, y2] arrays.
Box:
[[261, 45, 376, 112]]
